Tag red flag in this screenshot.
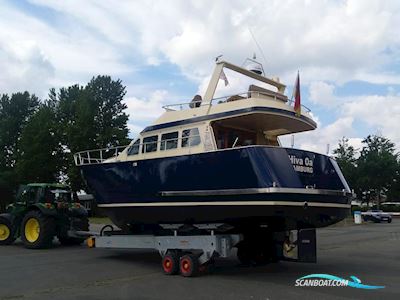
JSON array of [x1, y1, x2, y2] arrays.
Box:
[[293, 71, 301, 116]]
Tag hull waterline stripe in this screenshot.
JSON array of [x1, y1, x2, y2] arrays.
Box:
[[161, 187, 351, 197], [97, 201, 351, 209]]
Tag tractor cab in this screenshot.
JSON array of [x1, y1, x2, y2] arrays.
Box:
[[16, 183, 76, 205]]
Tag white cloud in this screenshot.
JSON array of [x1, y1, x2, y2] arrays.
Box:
[[281, 91, 400, 153], [22, 0, 400, 87], [1, 0, 400, 151], [0, 1, 133, 97], [341, 94, 400, 147], [309, 81, 336, 107], [124, 90, 170, 136], [281, 117, 356, 154], [0, 42, 54, 95]]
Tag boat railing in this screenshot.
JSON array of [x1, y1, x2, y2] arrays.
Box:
[[74, 145, 127, 166], [74, 135, 202, 166], [162, 91, 311, 113]]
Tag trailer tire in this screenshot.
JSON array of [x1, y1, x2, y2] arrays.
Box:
[[180, 254, 199, 277], [21, 210, 55, 249], [0, 216, 16, 245], [58, 216, 89, 246], [237, 240, 272, 266], [162, 251, 180, 275]]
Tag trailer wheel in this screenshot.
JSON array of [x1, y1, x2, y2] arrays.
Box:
[[237, 244, 252, 265], [21, 210, 55, 249], [0, 216, 16, 245], [237, 241, 271, 266], [58, 216, 89, 246], [179, 254, 199, 277], [162, 251, 179, 275]]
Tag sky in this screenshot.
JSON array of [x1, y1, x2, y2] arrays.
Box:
[[1, 0, 400, 154]]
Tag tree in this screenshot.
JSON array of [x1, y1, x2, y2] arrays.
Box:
[[15, 102, 64, 183], [86, 75, 129, 148], [55, 76, 129, 191], [333, 137, 358, 189], [387, 163, 400, 201], [0, 76, 130, 209], [0, 92, 39, 209], [0, 92, 39, 169], [357, 135, 398, 207]]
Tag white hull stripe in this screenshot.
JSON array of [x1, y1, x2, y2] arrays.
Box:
[[98, 201, 350, 209]]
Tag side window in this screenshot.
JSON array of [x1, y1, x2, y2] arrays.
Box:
[[127, 139, 141, 155], [142, 135, 158, 153], [182, 128, 201, 148], [160, 132, 178, 150]]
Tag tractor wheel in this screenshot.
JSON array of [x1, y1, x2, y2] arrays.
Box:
[[58, 216, 89, 246], [21, 210, 55, 249], [0, 216, 16, 246]]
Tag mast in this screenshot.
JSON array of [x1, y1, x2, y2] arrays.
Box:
[[203, 60, 286, 102]]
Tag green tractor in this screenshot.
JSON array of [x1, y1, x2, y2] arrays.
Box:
[[0, 183, 89, 249]]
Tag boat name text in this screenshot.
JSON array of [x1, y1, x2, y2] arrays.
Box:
[[289, 155, 314, 174]]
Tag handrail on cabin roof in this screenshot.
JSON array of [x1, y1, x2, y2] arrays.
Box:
[[162, 91, 311, 113]]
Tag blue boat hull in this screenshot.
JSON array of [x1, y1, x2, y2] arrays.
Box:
[[79, 146, 351, 230]]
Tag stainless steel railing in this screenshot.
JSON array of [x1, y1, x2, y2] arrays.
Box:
[[74, 135, 202, 166], [162, 91, 311, 113], [74, 146, 127, 166]]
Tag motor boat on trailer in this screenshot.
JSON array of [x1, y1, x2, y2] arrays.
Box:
[[74, 58, 352, 234]]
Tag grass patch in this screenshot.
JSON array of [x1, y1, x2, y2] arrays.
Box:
[[89, 217, 113, 225]]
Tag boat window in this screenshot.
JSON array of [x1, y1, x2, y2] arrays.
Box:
[[182, 128, 200, 147], [160, 132, 179, 150], [212, 123, 256, 149], [142, 135, 158, 153], [127, 139, 141, 155]]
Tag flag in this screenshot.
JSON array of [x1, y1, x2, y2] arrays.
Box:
[[219, 69, 229, 86], [293, 71, 301, 117]]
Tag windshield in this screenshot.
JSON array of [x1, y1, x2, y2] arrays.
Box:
[[47, 188, 72, 202]]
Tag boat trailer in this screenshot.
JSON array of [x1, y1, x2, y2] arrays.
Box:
[[86, 224, 317, 277]]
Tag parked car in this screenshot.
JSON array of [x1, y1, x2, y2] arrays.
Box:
[[362, 210, 392, 223]]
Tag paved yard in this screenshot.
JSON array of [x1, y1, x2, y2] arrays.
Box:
[[0, 220, 399, 300]]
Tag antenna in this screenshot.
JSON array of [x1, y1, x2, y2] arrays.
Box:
[[248, 27, 267, 68], [291, 135, 294, 148]]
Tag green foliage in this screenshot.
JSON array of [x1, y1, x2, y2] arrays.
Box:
[[15, 103, 64, 183], [357, 135, 398, 194], [0, 92, 40, 209], [55, 76, 129, 190], [333, 135, 400, 205], [0, 92, 39, 169], [86, 76, 129, 148], [0, 75, 130, 210], [332, 137, 357, 188]]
